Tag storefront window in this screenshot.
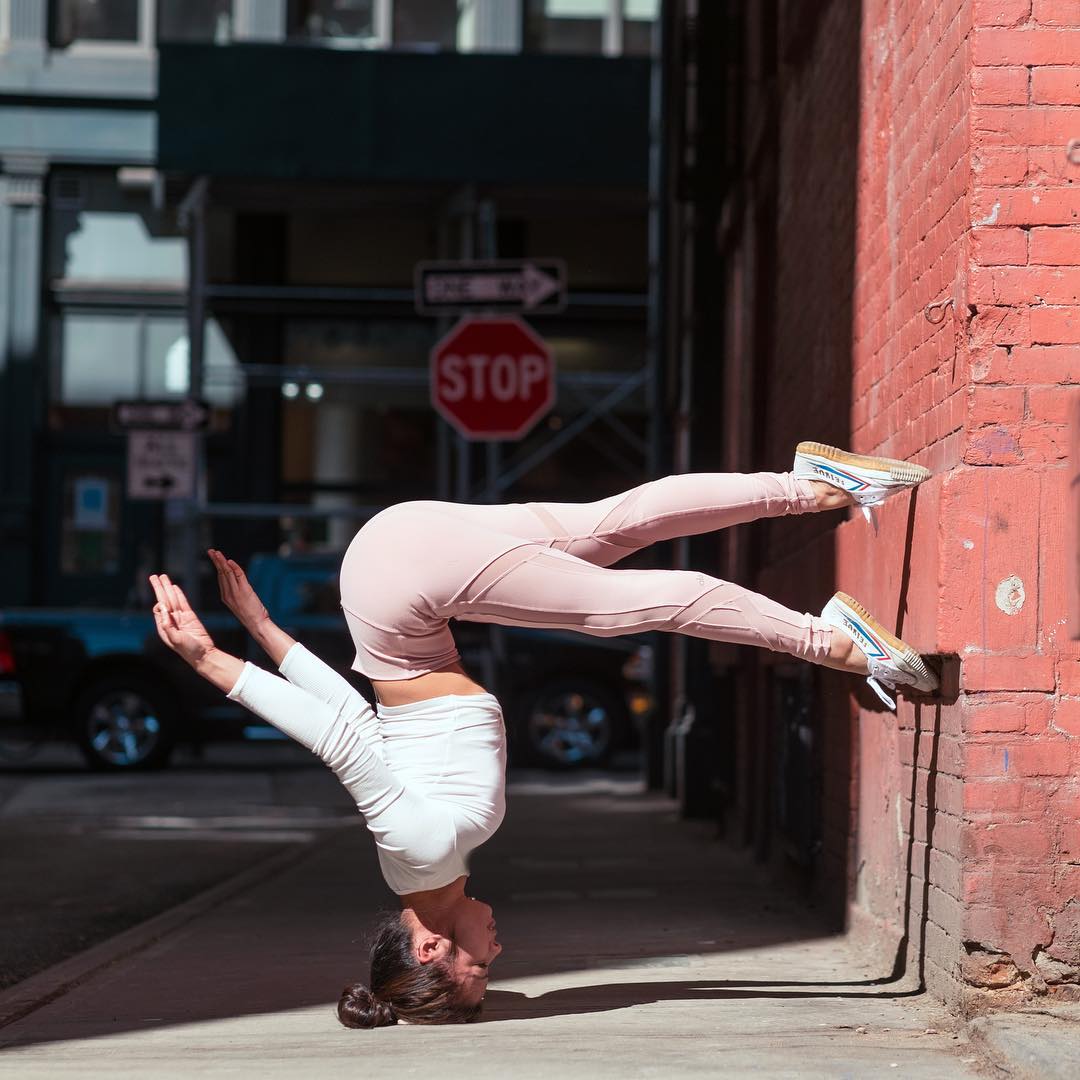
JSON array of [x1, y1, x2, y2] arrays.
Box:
[[393, 0, 458, 50], [288, 0, 378, 42], [53, 0, 144, 47], [58, 210, 187, 285], [157, 0, 232, 42], [55, 313, 241, 407], [525, 0, 604, 54], [524, 0, 657, 56]]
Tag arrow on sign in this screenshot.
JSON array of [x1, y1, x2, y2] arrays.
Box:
[[417, 261, 565, 313], [141, 475, 176, 491]]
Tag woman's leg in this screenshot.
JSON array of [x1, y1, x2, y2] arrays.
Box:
[[454, 544, 855, 670], [460, 472, 826, 567]]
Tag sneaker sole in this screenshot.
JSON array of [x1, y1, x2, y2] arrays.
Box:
[[796, 442, 931, 487], [833, 591, 939, 693]]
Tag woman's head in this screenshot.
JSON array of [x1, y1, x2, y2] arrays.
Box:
[[337, 899, 501, 1029]]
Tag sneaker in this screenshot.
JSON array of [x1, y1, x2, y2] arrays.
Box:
[[793, 442, 931, 518], [821, 591, 939, 708]]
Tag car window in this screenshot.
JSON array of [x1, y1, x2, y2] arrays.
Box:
[[276, 569, 340, 619]]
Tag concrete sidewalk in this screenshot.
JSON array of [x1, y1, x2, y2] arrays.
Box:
[[0, 777, 988, 1078]]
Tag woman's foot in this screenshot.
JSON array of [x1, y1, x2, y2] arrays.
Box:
[[821, 591, 938, 708], [795, 442, 931, 511]]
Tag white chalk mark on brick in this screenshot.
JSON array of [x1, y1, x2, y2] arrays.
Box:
[[995, 575, 1025, 616]]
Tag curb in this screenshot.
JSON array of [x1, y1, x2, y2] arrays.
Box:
[[0, 836, 331, 1033], [965, 1005, 1080, 1080]]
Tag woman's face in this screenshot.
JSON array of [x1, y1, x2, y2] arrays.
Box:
[[451, 896, 502, 1004]]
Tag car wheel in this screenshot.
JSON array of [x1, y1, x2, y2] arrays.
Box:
[[519, 678, 625, 769], [73, 674, 176, 771]]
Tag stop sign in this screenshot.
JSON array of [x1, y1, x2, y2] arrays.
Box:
[[430, 316, 555, 441]]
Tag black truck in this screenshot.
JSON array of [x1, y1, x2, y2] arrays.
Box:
[[0, 553, 652, 772]]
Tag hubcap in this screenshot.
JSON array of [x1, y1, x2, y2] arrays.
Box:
[[87, 691, 162, 766], [528, 690, 611, 766]]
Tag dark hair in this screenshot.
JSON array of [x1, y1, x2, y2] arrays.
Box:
[[337, 912, 484, 1029]]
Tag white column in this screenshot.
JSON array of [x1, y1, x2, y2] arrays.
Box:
[[459, 0, 522, 53], [313, 401, 360, 551]]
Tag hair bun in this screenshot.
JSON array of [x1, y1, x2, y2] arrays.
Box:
[[338, 982, 398, 1029]]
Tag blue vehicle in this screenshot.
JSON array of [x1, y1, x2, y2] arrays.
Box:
[[0, 554, 652, 771]]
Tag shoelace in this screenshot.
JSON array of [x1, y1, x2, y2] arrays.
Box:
[[865, 674, 897, 709]]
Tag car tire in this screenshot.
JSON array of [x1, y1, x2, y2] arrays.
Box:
[[517, 678, 626, 769], [73, 673, 177, 771]]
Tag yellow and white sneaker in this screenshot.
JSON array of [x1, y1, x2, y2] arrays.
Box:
[[821, 591, 938, 708], [794, 442, 930, 520]]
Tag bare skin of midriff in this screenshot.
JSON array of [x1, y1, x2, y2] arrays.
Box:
[[372, 663, 489, 707]]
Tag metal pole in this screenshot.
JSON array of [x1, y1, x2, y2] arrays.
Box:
[[179, 177, 209, 602]]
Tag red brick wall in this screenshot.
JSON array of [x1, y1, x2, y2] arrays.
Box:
[[723, 0, 1080, 1008]]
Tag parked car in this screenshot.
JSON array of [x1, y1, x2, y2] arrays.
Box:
[[0, 553, 653, 772]]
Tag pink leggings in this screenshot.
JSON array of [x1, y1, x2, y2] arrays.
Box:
[[339, 472, 834, 681]]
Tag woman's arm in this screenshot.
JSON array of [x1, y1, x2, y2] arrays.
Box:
[[208, 549, 297, 666], [150, 573, 245, 693]]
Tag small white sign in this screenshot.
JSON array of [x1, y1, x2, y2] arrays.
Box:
[[127, 430, 197, 500]]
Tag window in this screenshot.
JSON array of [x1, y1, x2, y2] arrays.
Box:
[[288, 0, 381, 44], [157, 0, 233, 42], [393, 0, 458, 50], [54, 312, 240, 407], [288, 0, 468, 51], [524, 0, 658, 56], [52, 0, 151, 48]]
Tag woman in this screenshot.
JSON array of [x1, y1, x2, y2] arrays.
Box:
[[149, 442, 937, 1029]]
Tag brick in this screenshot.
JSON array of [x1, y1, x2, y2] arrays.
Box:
[[1032, 306, 1080, 343], [972, 187, 1080, 227], [972, 64, 1030, 103], [1061, 821, 1080, 859], [962, 653, 1057, 691], [1053, 697, 1080, 737], [1020, 422, 1068, 462], [966, 821, 1054, 860], [970, 267, 1080, 305], [1028, 386, 1071, 424], [972, 227, 1029, 270], [975, 0, 1032, 24], [1029, 227, 1080, 266], [1031, 66, 1080, 104], [964, 779, 1025, 811], [1028, 148, 1080, 185], [971, 344, 1080, 383], [1011, 740, 1075, 776], [970, 306, 1032, 349], [973, 29, 1080, 66], [1032, 0, 1080, 25], [1058, 659, 1080, 694], [964, 694, 1053, 734], [972, 107, 1079, 147], [973, 148, 1029, 187], [967, 385, 1026, 426]]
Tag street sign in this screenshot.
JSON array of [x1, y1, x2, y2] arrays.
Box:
[[415, 259, 566, 314], [112, 398, 210, 433], [431, 316, 555, 441], [127, 430, 197, 500]]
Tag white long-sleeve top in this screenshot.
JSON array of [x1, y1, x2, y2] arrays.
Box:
[[227, 644, 507, 895]]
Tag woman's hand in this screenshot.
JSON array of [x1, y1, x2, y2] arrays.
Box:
[[150, 573, 217, 671], [209, 549, 269, 632]]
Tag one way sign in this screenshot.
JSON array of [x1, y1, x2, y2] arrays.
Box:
[[127, 430, 196, 500], [415, 259, 566, 314]]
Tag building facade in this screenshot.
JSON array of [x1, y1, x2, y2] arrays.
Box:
[[0, 0, 657, 611], [696, 0, 1080, 1009]]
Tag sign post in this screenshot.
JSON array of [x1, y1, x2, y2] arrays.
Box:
[[430, 316, 555, 442]]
